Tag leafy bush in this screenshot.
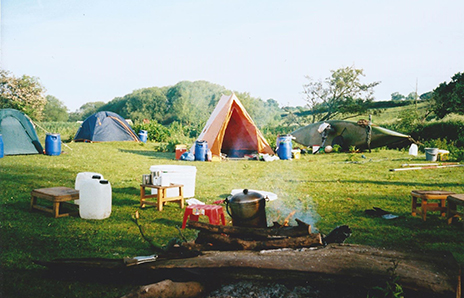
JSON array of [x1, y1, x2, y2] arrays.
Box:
[[132, 121, 170, 142], [332, 144, 341, 153], [412, 119, 464, 147], [420, 138, 464, 162]]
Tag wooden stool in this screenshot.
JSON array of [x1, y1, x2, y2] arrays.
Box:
[[181, 204, 226, 229], [447, 194, 464, 229], [411, 190, 455, 221], [140, 183, 184, 211], [31, 187, 79, 218]]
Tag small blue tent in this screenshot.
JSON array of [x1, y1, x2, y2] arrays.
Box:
[[0, 109, 44, 155], [74, 111, 140, 142]]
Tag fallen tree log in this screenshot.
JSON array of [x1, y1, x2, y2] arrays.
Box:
[[35, 245, 462, 297], [121, 279, 204, 298], [190, 231, 323, 251], [186, 219, 312, 239]]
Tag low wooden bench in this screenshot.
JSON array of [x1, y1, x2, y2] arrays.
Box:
[[447, 194, 464, 229], [411, 190, 455, 221], [31, 187, 79, 218], [140, 183, 184, 211]]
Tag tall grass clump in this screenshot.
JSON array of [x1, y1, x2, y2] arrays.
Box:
[[35, 122, 81, 142]]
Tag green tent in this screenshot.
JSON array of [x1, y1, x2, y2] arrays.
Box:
[[0, 109, 44, 155]]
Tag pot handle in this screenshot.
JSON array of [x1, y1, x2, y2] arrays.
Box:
[[224, 195, 233, 218]]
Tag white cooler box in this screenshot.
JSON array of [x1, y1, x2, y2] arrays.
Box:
[[150, 165, 196, 198]]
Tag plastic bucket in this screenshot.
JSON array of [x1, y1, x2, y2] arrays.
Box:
[[194, 140, 208, 161], [79, 179, 112, 219], [150, 165, 197, 198], [425, 148, 439, 161], [0, 134, 3, 158], [138, 130, 148, 143], [74, 172, 104, 204], [45, 133, 61, 156], [276, 135, 292, 160]]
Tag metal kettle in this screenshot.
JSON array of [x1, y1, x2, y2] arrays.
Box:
[[225, 189, 267, 228]]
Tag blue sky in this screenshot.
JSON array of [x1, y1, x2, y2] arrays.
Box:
[[2, 0, 463, 111]]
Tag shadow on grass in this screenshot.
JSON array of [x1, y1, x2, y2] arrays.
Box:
[[285, 179, 462, 188], [118, 149, 175, 160], [153, 218, 183, 227]]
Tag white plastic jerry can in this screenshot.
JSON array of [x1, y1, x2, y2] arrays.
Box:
[[79, 179, 112, 220], [74, 172, 104, 205]]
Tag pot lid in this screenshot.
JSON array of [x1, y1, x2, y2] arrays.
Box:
[[229, 189, 264, 203]]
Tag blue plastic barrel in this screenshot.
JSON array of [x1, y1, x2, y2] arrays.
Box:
[[138, 130, 148, 143], [276, 135, 292, 160], [0, 134, 4, 158], [45, 133, 61, 156], [194, 140, 208, 161]]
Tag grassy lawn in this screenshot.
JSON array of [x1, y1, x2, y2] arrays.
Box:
[[1, 142, 463, 297]]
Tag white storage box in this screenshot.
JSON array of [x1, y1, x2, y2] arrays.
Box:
[[150, 165, 197, 198]]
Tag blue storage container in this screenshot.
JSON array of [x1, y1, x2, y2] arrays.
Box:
[[276, 135, 292, 160], [194, 140, 208, 161], [45, 133, 61, 156], [0, 134, 3, 158], [138, 130, 148, 143]]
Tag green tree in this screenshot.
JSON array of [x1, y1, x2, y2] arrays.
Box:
[[391, 92, 405, 101], [165, 80, 226, 126], [98, 87, 168, 123], [0, 69, 47, 120], [42, 95, 69, 122], [233, 92, 281, 127], [432, 72, 464, 119], [406, 92, 418, 101], [303, 66, 380, 123], [69, 101, 106, 121], [419, 91, 433, 100]]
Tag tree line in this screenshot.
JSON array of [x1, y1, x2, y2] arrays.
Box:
[[1, 67, 463, 130]]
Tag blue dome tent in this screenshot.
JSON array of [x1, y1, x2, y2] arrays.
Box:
[[74, 111, 140, 142]]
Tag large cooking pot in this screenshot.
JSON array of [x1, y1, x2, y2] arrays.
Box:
[[225, 189, 267, 228]]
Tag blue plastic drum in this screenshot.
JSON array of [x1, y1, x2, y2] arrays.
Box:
[[45, 133, 61, 156], [194, 140, 208, 161], [276, 135, 292, 160], [138, 130, 148, 143], [0, 134, 4, 158]]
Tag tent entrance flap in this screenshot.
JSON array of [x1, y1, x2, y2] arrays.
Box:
[[221, 108, 258, 157]]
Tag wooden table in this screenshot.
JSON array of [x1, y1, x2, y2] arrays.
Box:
[[31, 187, 79, 218], [447, 194, 464, 229], [410, 190, 455, 221], [140, 183, 184, 211]]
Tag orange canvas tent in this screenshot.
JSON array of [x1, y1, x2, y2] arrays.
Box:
[[191, 93, 274, 159]]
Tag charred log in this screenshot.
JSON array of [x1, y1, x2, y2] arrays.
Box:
[[186, 218, 312, 239], [190, 231, 323, 251]]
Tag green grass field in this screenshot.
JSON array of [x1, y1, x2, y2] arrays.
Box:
[[1, 142, 463, 297]]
